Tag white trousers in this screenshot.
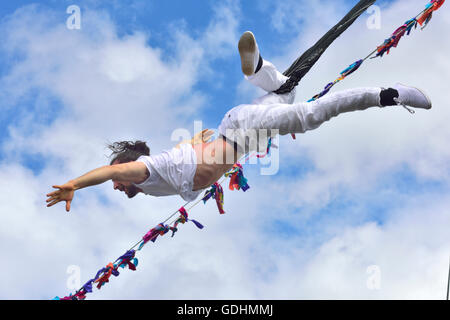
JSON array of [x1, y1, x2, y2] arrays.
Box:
[[218, 59, 382, 154]]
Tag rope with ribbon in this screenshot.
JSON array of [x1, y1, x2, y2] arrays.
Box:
[[53, 163, 249, 300]]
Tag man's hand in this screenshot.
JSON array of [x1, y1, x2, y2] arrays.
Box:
[[46, 182, 76, 212], [176, 129, 215, 148], [192, 129, 215, 144]]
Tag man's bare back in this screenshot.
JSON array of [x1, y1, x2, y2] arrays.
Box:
[[192, 136, 240, 191]]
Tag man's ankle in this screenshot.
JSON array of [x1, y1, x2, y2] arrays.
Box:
[[380, 88, 399, 106]]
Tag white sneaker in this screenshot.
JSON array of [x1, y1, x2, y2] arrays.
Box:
[[393, 83, 432, 111], [238, 31, 260, 76]]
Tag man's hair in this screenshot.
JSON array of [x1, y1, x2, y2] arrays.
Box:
[[108, 140, 150, 165]]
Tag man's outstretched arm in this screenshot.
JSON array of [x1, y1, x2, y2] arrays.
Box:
[[46, 161, 148, 212]]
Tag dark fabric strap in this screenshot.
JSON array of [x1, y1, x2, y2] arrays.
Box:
[[255, 55, 263, 74], [273, 0, 376, 95]]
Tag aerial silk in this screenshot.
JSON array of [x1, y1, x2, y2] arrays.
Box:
[[274, 0, 377, 95], [274, 0, 376, 141], [54, 0, 445, 300]]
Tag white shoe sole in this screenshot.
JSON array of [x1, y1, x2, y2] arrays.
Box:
[[238, 31, 258, 76]]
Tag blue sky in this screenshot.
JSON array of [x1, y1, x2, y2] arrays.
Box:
[[0, 0, 449, 300]]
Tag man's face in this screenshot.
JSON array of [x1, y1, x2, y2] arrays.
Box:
[[112, 180, 140, 198], [111, 160, 140, 198]]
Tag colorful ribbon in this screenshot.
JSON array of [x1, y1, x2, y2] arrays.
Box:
[[171, 207, 204, 237], [94, 263, 120, 289], [202, 182, 225, 214], [139, 223, 170, 250], [308, 59, 364, 102], [417, 0, 445, 28], [225, 163, 250, 192], [117, 250, 138, 271]]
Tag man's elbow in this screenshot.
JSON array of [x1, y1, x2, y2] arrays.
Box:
[[109, 164, 124, 181], [110, 162, 149, 183]]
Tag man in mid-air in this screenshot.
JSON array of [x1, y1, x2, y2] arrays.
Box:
[[46, 31, 432, 211]]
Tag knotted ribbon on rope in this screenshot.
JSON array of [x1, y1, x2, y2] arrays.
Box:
[[139, 223, 170, 250], [202, 182, 225, 214], [117, 250, 138, 271], [372, 18, 419, 59], [224, 163, 250, 192], [308, 59, 364, 102], [171, 207, 204, 237], [417, 0, 445, 28], [94, 262, 120, 289]]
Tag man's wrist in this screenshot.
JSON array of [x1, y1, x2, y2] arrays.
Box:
[[68, 180, 80, 190]]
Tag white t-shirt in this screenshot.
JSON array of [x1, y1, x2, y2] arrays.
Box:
[[133, 143, 203, 202]]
